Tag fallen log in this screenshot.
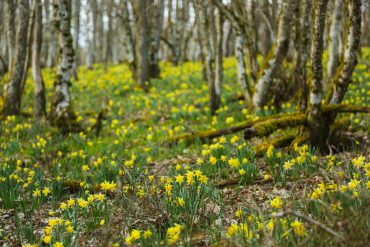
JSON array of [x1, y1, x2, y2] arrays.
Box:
[[162, 105, 370, 146], [162, 112, 302, 145]]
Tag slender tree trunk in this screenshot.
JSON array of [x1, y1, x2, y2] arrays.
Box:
[[135, 0, 150, 91], [32, 0, 46, 118], [46, 0, 57, 68], [327, 0, 343, 84], [71, 0, 80, 79], [104, 0, 113, 71], [299, 0, 313, 112], [20, 0, 36, 96], [253, 0, 293, 109], [260, 0, 273, 56], [122, 0, 136, 79], [2, 0, 29, 116], [91, 0, 99, 64], [5, 0, 16, 73], [50, 0, 79, 133], [235, 34, 252, 104], [214, 8, 223, 110], [195, 0, 217, 115], [179, 0, 190, 63], [148, 0, 164, 78], [212, 0, 252, 103], [328, 0, 362, 106]]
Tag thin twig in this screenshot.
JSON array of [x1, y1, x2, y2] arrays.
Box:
[[272, 208, 344, 240]]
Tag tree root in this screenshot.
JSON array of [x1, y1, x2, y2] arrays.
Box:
[[254, 133, 297, 155]]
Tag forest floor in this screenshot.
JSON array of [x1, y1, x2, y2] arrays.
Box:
[[0, 49, 370, 247]]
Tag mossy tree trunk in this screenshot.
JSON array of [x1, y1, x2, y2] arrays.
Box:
[[32, 0, 46, 118], [1, 0, 29, 116], [298, 0, 313, 112], [50, 0, 79, 133], [327, 0, 362, 116], [302, 0, 362, 151], [305, 0, 329, 150]]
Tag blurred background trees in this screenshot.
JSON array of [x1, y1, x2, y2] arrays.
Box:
[[0, 0, 369, 145]]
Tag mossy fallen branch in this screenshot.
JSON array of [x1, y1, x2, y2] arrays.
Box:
[[162, 112, 303, 145], [322, 104, 370, 114], [162, 104, 370, 146], [244, 114, 307, 139], [254, 132, 297, 155]]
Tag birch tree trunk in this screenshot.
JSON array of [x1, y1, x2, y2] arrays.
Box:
[[328, 0, 362, 105], [211, 0, 252, 103], [122, 0, 136, 79], [195, 0, 217, 115], [71, 0, 80, 79], [46, 0, 57, 68], [104, 0, 114, 71], [5, 0, 16, 73], [1, 0, 29, 116], [50, 0, 78, 133], [32, 0, 46, 118], [253, 0, 293, 109], [214, 8, 223, 110], [327, 0, 343, 84]]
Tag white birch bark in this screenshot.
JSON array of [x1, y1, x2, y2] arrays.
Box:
[[327, 0, 343, 83], [50, 0, 78, 132]]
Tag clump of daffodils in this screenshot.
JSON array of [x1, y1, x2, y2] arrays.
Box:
[[226, 223, 253, 240], [166, 223, 182, 245]]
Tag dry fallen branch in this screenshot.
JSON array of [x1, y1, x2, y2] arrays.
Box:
[[272, 208, 344, 240]]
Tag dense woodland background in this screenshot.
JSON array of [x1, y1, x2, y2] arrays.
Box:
[[1, 0, 370, 246]]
